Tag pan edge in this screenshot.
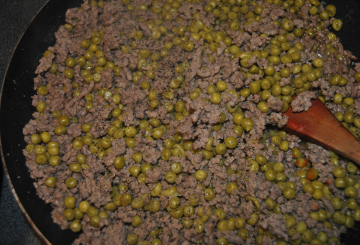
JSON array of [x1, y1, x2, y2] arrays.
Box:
[[0, 0, 52, 244]]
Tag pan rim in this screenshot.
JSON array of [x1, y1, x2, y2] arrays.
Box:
[[0, 0, 52, 244], [0, 0, 359, 244]]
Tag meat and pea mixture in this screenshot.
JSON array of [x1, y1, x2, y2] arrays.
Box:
[[22, 0, 360, 244]]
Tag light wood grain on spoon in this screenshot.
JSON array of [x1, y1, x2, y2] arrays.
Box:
[[283, 98, 360, 166]]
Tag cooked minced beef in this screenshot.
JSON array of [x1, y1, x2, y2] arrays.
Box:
[[290, 91, 317, 112], [23, 0, 360, 244]]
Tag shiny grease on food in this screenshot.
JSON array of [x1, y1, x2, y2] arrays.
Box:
[[23, 0, 360, 244]]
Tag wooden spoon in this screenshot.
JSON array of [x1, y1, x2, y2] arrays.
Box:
[[283, 98, 360, 165]]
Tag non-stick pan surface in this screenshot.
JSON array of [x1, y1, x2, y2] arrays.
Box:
[[1, 0, 82, 243], [1, 0, 360, 244]]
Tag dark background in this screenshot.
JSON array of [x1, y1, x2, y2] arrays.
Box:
[[1, 0, 360, 244], [0, 0, 48, 244]]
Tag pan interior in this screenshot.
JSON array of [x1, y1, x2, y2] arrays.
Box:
[[1, 0, 360, 244]]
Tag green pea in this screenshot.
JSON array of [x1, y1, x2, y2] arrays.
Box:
[[283, 187, 296, 199], [249, 81, 261, 94], [215, 143, 227, 155], [345, 186, 358, 198], [265, 169, 276, 181], [332, 211, 345, 224], [224, 136, 237, 149], [271, 84, 282, 96], [346, 162, 358, 174], [332, 19, 343, 31], [241, 118, 254, 131]]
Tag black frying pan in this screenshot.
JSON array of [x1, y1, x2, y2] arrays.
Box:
[[1, 0, 360, 244]]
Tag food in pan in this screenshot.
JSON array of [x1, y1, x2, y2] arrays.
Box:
[[22, 0, 360, 244]]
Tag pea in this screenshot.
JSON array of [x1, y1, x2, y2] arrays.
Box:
[[34, 153, 47, 165], [204, 188, 215, 201], [313, 58, 324, 68], [334, 178, 347, 188], [233, 113, 244, 125], [241, 118, 254, 131], [345, 186, 358, 198], [183, 205, 195, 217], [216, 80, 227, 91], [238, 228, 250, 240], [346, 162, 358, 174], [161, 149, 172, 161], [301, 229, 313, 242], [210, 93, 222, 104], [333, 93, 343, 104], [265, 169, 276, 181], [263, 198, 275, 211], [63, 208, 75, 221], [240, 88, 251, 98], [45, 176, 57, 188], [224, 136, 237, 149], [312, 189, 323, 200], [126, 138, 136, 148], [346, 176, 356, 187], [217, 220, 228, 231], [195, 170, 207, 181], [331, 197, 343, 210], [347, 198, 358, 210], [260, 163, 272, 173], [283, 187, 296, 199], [257, 101, 269, 113], [132, 152, 143, 164], [302, 182, 314, 194], [201, 149, 213, 159], [127, 233, 138, 245], [307, 168, 318, 180], [270, 135, 281, 146], [282, 19, 293, 31], [215, 143, 227, 155], [273, 162, 285, 173], [333, 167, 346, 178], [69, 163, 81, 173], [344, 111, 355, 123], [332, 19, 343, 31], [165, 171, 176, 183], [354, 209, 360, 221], [130, 197, 144, 210], [249, 81, 261, 94], [264, 65, 275, 76], [120, 193, 132, 206], [150, 183, 162, 197], [69, 219, 82, 233], [138, 174, 147, 185], [194, 219, 205, 233], [226, 182, 238, 195], [114, 156, 125, 169], [332, 211, 345, 224], [249, 160, 259, 174], [181, 217, 193, 229], [65, 177, 77, 188], [271, 84, 282, 96]]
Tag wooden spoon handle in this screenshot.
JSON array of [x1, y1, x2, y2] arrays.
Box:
[[283, 98, 360, 165]]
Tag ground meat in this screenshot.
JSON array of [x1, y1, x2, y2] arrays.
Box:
[[258, 213, 288, 241], [290, 91, 317, 112], [101, 221, 126, 245], [267, 96, 284, 112], [268, 113, 289, 128], [146, 167, 161, 183], [51, 209, 69, 230], [35, 53, 55, 74], [89, 120, 111, 138]]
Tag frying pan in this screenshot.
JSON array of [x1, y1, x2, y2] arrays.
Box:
[[1, 0, 360, 244]]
